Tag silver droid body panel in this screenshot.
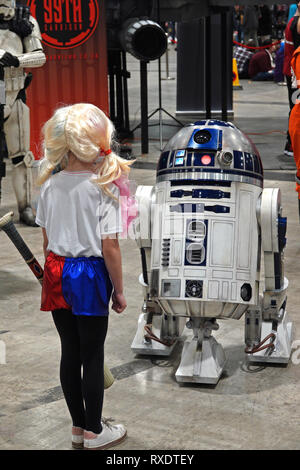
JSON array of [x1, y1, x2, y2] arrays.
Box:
[[151, 179, 261, 320], [132, 120, 293, 384]]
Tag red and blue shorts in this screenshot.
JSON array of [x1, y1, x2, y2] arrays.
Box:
[[41, 252, 112, 316]]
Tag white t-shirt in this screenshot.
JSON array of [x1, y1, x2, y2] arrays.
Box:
[[35, 170, 123, 258]]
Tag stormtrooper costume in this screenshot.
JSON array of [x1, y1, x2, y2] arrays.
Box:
[[0, 1, 46, 225]]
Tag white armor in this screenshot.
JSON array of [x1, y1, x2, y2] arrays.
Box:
[[0, 0, 16, 21], [0, 7, 46, 225], [131, 120, 293, 385]]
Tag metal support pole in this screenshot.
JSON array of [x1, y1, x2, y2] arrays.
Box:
[[108, 49, 132, 138], [162, 46, 175, 81], [122, 51, 130, 133], [221, 11, 228, 121], [205, 15, 211, 119], [140, 60, 149, 154], [115, 52, 124, 130], [158, 57, 163, 150], [130, 0, 183, 152], [108, 64, 115, 123]]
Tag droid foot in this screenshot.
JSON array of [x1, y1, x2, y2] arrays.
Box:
[[247, 311, 293, 364], [19, 207, 38, 227], [131, 313, 178, 356], [175, 335, 226, 385]]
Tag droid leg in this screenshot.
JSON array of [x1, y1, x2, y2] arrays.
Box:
[[246, 188, 293, 363], [131, 272, 182, 356], [132, 187, 184, 355], [4, 99, 37, 226], [131, 310, 181, 356], [245, 292, 293, 364], [175, 318, 226, 385]]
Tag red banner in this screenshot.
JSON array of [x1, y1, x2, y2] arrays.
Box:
[[25, 0, 108, 159]]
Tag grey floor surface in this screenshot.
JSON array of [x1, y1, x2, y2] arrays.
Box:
[[126, 46, 296, 175], [0, 47, 300, 451]]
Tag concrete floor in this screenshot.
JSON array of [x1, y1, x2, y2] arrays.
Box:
[[1, 47, 300, 450]]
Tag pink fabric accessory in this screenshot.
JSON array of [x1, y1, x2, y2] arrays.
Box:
[[113, 175, 138, 238]]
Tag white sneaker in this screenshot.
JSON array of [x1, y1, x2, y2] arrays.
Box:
[[84, 418, 127, 450], [72, 427, 84, 450]]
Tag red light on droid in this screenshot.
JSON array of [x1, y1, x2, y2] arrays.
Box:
[[201, 155, 212, 165]]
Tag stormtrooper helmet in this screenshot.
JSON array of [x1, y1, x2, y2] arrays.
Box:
[[0, 0, 16, 20]]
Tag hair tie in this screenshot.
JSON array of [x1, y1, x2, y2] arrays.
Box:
[[102, 149, 112, 156]]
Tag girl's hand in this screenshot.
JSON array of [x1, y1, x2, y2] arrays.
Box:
[[112, 291, 127, 314], [42, 228, 49, 261]]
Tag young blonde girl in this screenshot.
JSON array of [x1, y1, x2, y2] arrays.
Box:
[[35, 103, 132, 450]]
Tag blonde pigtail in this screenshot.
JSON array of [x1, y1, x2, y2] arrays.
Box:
[[36, 159, 57, 186], [93, 119, 135, 198], [94, 152, 134, 199], [36, 106, 72, 186]]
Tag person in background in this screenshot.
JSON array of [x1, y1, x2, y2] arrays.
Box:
[[273, 4, 289, 39], [233, 39, 254, 79], [283, 3, 300, 156], [166, 21, 177, 44], [288, 3, 298, 23], [233, 6, 243, 43], [289, 4, 300, 48], [274, 40, 285, 84], [288, 44, 300, 202], [258, 4, 273, 42], [243, 5, 259, 46], [248, 40, 277, 81]]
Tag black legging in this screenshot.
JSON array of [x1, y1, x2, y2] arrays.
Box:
[[52, 309, 108, 434]]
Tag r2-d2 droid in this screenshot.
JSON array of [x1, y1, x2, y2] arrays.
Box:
[[132, 120, 293, 385]]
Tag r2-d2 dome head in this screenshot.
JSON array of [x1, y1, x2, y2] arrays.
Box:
[[157, 120, 263, 188], [0, 0, 16, 20]]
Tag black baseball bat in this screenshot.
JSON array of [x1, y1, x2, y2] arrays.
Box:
[[0, 63, 6, 204], [0, 211, 43, 284]]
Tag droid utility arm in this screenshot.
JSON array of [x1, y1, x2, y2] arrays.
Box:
[[244, 187, 292, 362], [134, 185, 157, 311], [259, 187, 288, 320]]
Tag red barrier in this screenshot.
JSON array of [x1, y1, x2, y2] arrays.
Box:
[[233, 39, 282, 50]]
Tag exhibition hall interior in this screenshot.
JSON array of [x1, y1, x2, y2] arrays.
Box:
[[0, 0, 300, 452]]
